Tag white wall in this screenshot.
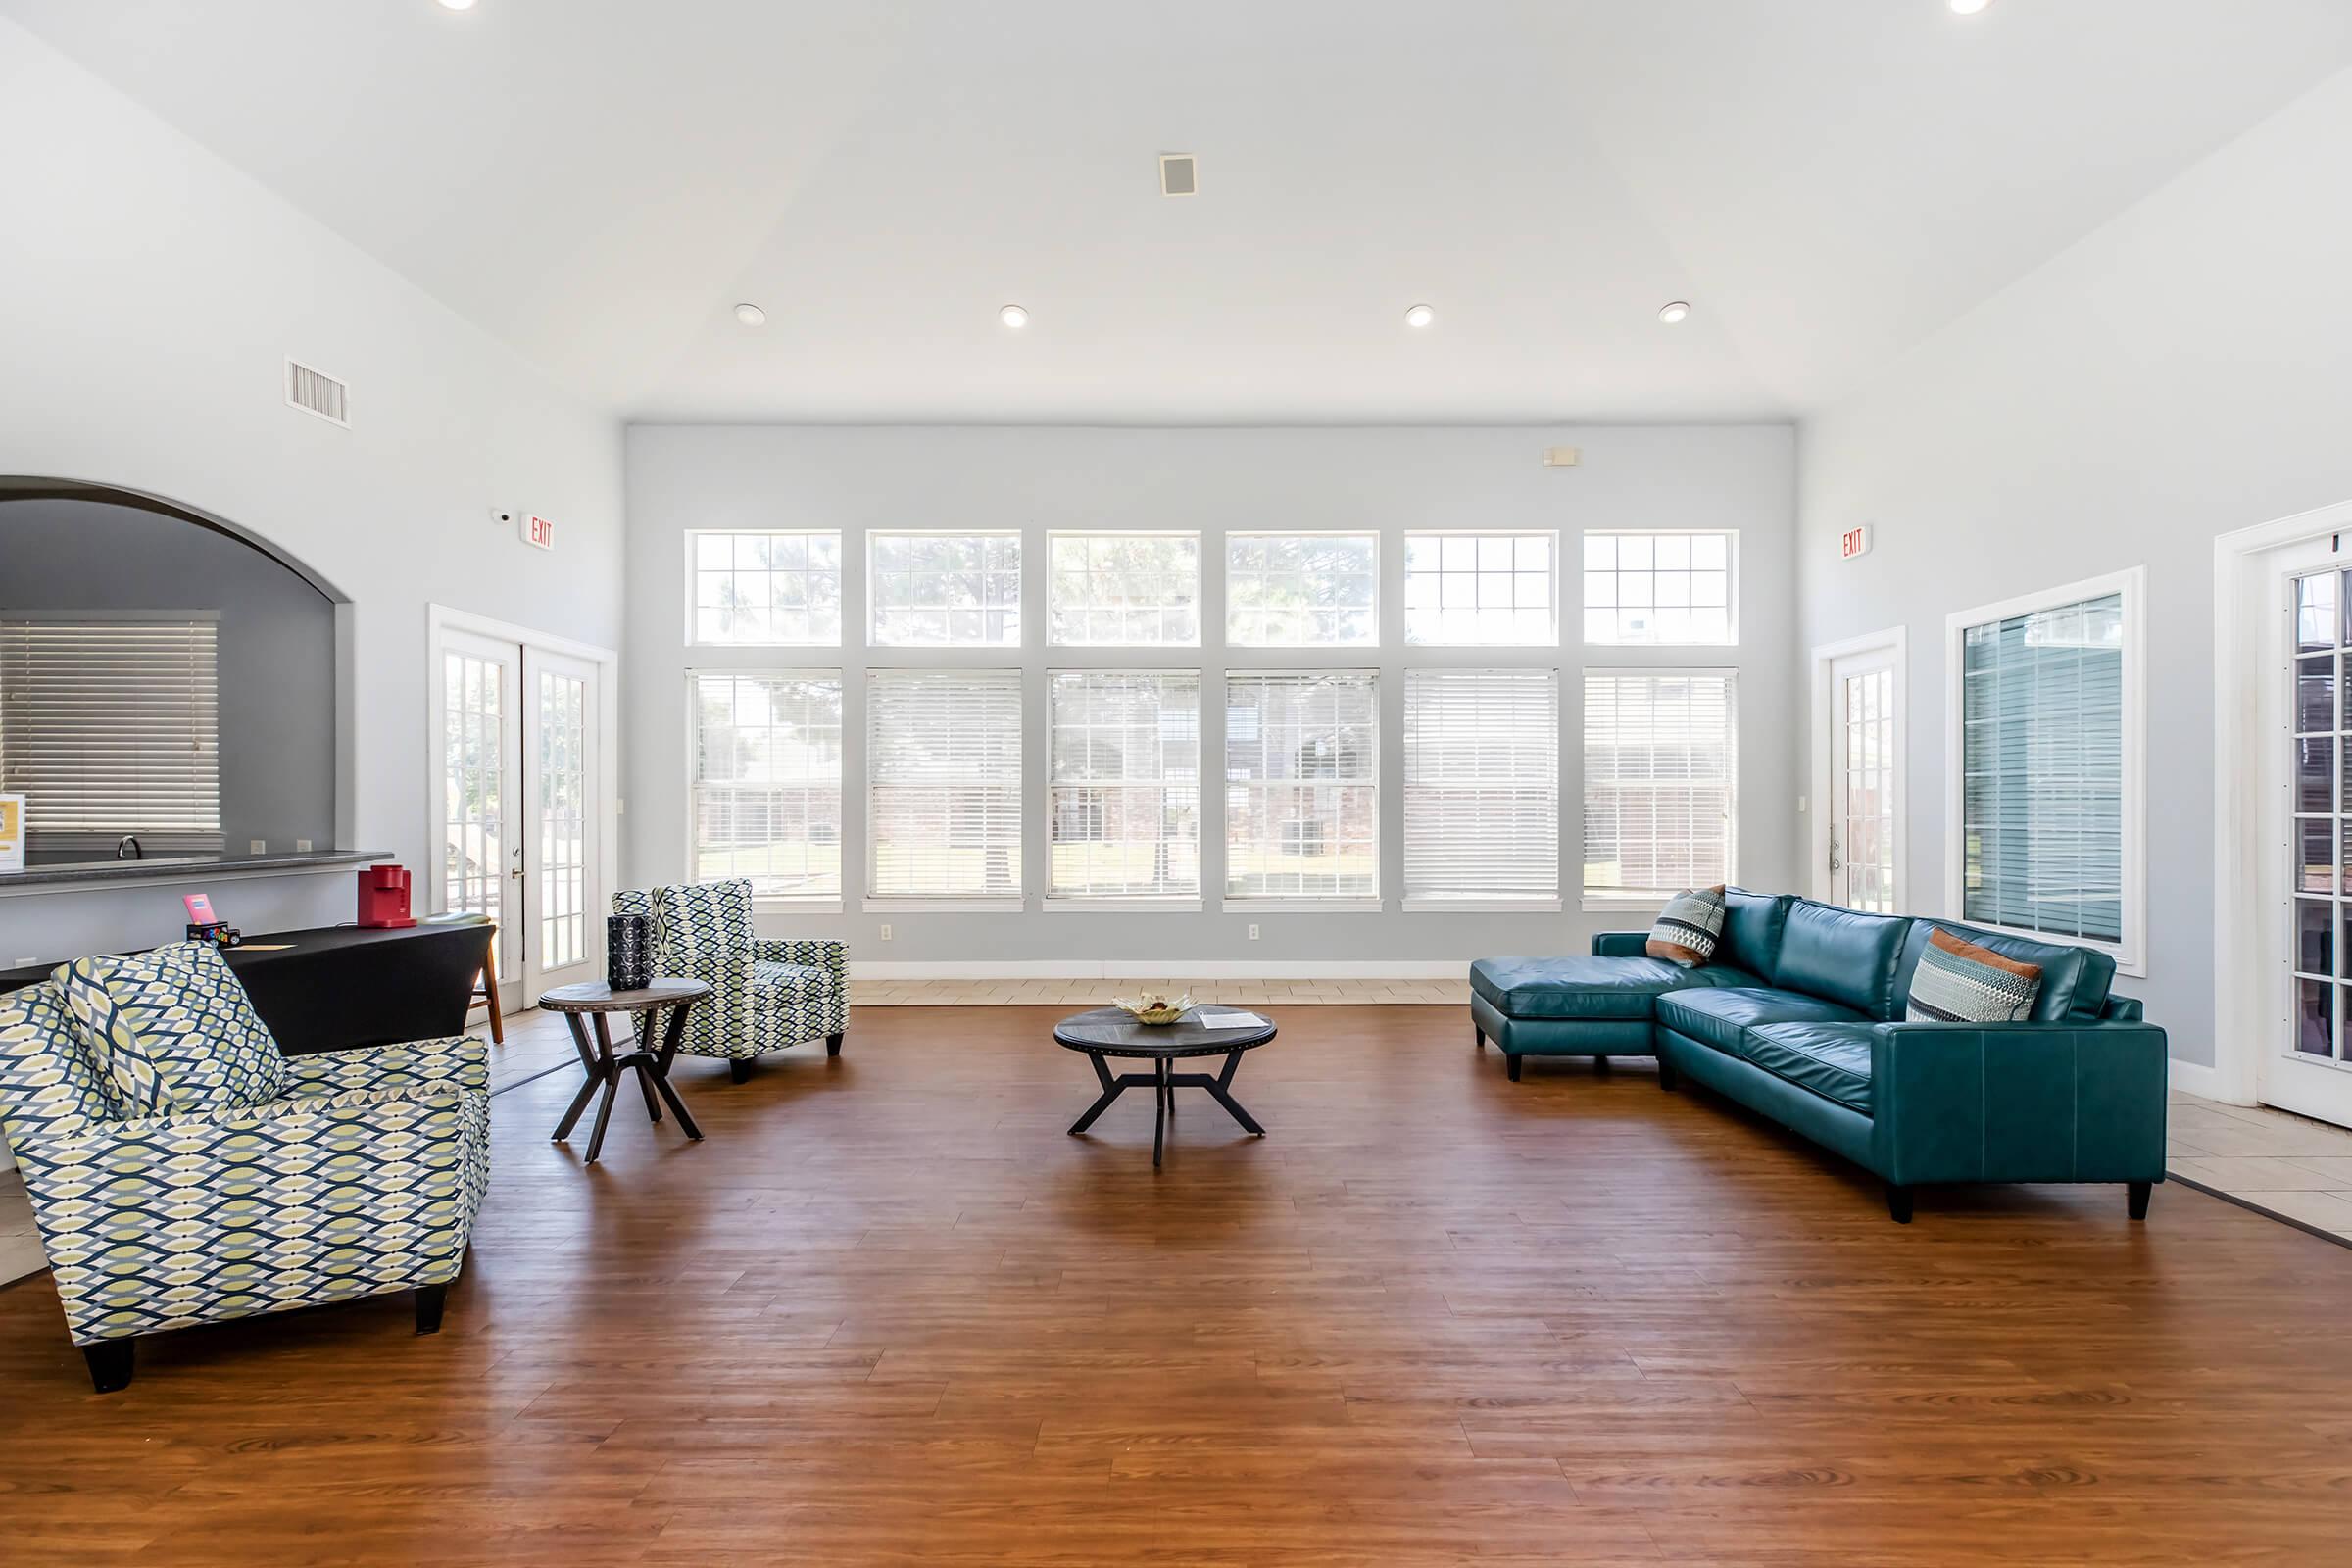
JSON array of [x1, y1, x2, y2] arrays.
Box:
[[625, 422, 1799, 970], [1797, 65, 2352, 1072], [0, 20, 625, 968]]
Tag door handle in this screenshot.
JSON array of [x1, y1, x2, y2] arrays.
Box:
[[1828, 835, 1842, 874]]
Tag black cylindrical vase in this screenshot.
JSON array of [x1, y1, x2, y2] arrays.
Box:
[[607, 913, 652, 991]]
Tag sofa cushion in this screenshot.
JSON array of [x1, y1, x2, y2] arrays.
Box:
[[53, 942, 286, 1117], [1646, 885, 1727, 967], [1739, 1021, 1877, 1115], [751, 959, 828, 999], [1893, 919, 2115, 1023], [1773, 902, 1913, 1018], [1905, 928, 2041, 1023], [1471, 956, 1766, 1021], [1654, 986, 1870, 1054], [657, 878, 756, 955], [1716, 889, 1795, 983]]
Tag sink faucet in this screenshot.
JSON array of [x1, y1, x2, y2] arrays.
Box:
[[116, 835, 142, 860]]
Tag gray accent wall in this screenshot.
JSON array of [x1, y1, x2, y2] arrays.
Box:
[[1797, 65, 2352, 1072], [624, 423, 1800, 968]]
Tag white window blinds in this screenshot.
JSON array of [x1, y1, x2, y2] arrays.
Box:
[[0, 617, 221, 848], [1224, 670, 1378, 904], [691, 671, 843, 901], [867, 668, 1023, 904], [1403, 669, 1558, 906], [1582, 671, 1736, 899], [1959, 591, 2125, 942], [1047, 670, 1201, 902]]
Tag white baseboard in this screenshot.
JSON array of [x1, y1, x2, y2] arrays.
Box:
[[849, 958, 1469, 981], [2168, 1056, 2234, 1102]]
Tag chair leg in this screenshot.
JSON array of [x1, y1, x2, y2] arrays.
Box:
[[825, 1031, 844, 1056], [416, 1283, 448, 1335], [1658, 1059, 1680, 1092], [730, 1058, 754, 1084], [1505, 1053, 1522, 1082], [1886, 1185, 1915, 1224], [2128, 1180, 2153, 1220], [83, 1339, 133, 1394], [1473, 1028, 1485, 1051], [478, 937, 506, 1045]]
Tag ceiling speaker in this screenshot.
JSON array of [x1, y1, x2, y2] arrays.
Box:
[[1159, 154, 1198, 197]]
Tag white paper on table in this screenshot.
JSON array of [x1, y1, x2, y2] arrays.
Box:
[[1194, 1007, 1267, 1030]]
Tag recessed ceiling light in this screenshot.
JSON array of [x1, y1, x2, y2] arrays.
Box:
[[437, 0, 477, 10], [1000, 304, 1030, 329], [1657, 300, 1691, 324], [1948, 0, 1990, 13], [733, 303, 767, 327], [1404, 304, 1435, 328]]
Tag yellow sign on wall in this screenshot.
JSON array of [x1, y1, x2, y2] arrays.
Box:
[[0, 793, 22, 875]]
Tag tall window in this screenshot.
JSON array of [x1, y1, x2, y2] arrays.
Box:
[[868, 531, 1022, 647], [1226, 532, 1378, 647], [867, 669, 1022, 905], [689, 530, 843, 646], [1583, 671, 1736, 901], [1403, 532, 1555, 646], [1047, 671, 1200, 903], [1224, 671, 1378, 905], [1403, 669, 1558, 907], [1048, 533, 1200, 646], [1950, 572, 2140, 966], [0, 616, 221, 850], [1582, 530, 1736, 645], [690, 671, 842, 902]]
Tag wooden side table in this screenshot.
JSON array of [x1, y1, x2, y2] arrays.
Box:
[[538, 978, 711, 1164]]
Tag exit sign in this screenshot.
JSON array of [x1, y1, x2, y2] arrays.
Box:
[[1840, 524, 1873, 561], [520, 513, 556, 551]]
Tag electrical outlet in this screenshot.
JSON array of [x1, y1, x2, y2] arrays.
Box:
[[1248, 923, 1260, 941], [295, 838, 313, 853], [879, 923, 893, 942], [249, 839, 267, 855]]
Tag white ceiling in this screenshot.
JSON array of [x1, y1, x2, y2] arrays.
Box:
[[10, 0, 2351, 422]]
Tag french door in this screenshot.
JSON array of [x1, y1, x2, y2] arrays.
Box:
[[430, 624, 606, 1015], [2269, 546, 2352, 1127], [1814, 635, 1904, 912]]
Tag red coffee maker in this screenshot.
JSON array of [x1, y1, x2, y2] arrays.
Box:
[[357, 862, 417, 928]]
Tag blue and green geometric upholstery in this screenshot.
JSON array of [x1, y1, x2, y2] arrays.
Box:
[[0, 976, 488, 1352], [54, 940, 287, 1116], [612, 878, 848, 1064]]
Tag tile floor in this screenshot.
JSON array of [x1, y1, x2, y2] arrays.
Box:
[[2164, 1087, 2352, 1244]]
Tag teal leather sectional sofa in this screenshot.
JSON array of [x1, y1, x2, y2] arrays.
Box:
[[1469, 892, 2167, 1222]]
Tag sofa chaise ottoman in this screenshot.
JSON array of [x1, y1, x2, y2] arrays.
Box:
[[1470, 893, 2169, 1222]]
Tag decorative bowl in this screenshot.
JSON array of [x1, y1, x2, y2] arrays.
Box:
[[1113, 992, 1193, 1026]]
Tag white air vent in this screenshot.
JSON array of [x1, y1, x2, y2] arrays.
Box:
[[1159, 153, 1198, 197], [285, 359, 349, 428]]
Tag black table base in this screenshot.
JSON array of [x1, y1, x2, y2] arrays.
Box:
[[1067, 1048, 1265, 1167], [552, 1002, 704, 1164]]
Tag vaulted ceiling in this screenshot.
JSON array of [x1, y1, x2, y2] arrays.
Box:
[[10, 0, 2351, 422]]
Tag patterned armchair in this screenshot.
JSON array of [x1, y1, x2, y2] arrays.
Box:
[[612, 878, 847, 1082], [0, 978, 489, 1393]]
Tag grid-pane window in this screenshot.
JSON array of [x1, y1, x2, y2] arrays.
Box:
[[1226, 533, 1378, 647], [1960, 592, 2124, 942], [868, 669, 1022, 903], [1403, 669, 1558, 906], [691, 531, 843, 646], [0, 618, 221, 849], [1583, 672, 1736, 898], [1048, 534, 1200, 646], [2292, 568, 2352, 1061], [1403, 533, 1555, 646], [869, 532, 1022, 646], [1225, 671, 1378, 903], [1582, 531, 1735, 645], [1048, 671, 1200, 901], [691, 671, 843, 901]]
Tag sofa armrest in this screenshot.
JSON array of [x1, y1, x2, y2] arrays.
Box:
[[751, 938, 846, 982], [282, 1034, 489, 1099], [1867, 1019, 2169, 1187], [1592, 932, 1650, 957]]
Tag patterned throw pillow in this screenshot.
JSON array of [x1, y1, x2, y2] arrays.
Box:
[[53, 941, 287, 1116], [1905, 928, 2043, 1023], [1647, 885, 1729, 968]]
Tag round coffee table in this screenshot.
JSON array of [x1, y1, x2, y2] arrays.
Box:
[[538, 978, 711, 1165], [1053, 1006, 1278, 1167]]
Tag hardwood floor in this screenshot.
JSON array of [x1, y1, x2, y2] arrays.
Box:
[[5, 1005, 2352, 1564]]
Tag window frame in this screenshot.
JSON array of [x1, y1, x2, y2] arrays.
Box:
[[1942, 566, 2146, 977], [865, 529, 1026, 650], [863, 665, 1025, 912], [1580, 666, 1740, 911], [681, 667, 846, 912], [1401, 529, 1559, 648], [1223, 530, 1382, 650], [1045, 531, 1204, 649], [1219, 667, 1383, 913], [1401, 667, 1561, 911], [1579, 528, 1740, 648], [1042, 667, 1204, 910], [683, 528, 846, 649]]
